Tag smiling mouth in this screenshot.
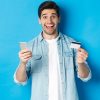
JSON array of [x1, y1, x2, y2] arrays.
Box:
[[45, 25, 54, 29]]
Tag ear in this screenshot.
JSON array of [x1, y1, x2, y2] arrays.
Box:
[[38, 18, 41, 24]]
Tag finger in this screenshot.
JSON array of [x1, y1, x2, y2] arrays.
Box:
[[78, 52, 88, 57], [78, 48, 86, 53], [21, 55, 32, 61], [77, 54, 87, 59], [77, 54, 88, 61], [77, 57, 84, 61], [21, 52, 32, 57], [20, 52, 32, 59], [23, 57, 32, 61], [78, 48, 88, 55], [77, 58, 85, 63], [19, 50, 32, 56], [23, 55, 32, 59], [77, 52, 88, 58], [20, 49, 30, 54]]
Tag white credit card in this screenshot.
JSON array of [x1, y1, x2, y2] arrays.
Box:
[[19, 42, 27, 50], [70, 42, 81, 49]]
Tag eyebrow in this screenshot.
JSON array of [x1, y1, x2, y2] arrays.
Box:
[[41, 13, 57, 16]]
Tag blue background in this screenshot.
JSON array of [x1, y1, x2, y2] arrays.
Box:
[[0, 0, 100, 100]]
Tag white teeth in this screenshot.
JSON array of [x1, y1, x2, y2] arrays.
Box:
[[47, 26, 53, 29], [47, 25, 54, 27], [45, 25, 54, 29], [47, 25, 53, 27]]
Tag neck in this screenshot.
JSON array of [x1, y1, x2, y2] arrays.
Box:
[[42, 31, 58, 40]]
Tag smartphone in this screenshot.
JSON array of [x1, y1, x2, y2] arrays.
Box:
[[19, 42, 27, 50]]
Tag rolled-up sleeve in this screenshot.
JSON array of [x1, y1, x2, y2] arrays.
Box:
[[77, 62, 92, 82], [13, 71, 27, 85]]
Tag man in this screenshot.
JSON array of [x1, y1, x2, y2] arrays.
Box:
[[14, 1, 91, 100]]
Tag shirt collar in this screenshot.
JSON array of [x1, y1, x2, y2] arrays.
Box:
[[38, 31, 63, 42]]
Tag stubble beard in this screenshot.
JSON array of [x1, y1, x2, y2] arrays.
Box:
[[42, 24, 58, 36], [43, 28, 56, 35]]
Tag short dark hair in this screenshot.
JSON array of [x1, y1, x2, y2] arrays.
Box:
[[38, 1, 60, 18]]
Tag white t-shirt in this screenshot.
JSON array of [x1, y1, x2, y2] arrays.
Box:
[[46, 37, 62, 100]]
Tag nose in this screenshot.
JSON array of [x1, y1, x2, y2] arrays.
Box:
[[47, 17, 52, 23]]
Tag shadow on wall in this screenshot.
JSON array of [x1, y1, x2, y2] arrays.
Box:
[[59, 6, 69, 34], [89, 63, 100, 83]]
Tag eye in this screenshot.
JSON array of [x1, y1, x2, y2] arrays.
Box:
[[42, 16, 47, 19], [52, 15, 56, 19]]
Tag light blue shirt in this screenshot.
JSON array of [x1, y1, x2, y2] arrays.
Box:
[[14, 32, 91, 100]]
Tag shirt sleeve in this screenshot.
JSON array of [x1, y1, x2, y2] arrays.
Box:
[[77, 62, 92, 82], [13, 71, 27, 86]]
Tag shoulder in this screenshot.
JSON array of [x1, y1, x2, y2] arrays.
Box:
[[60, 33, 76, 43]]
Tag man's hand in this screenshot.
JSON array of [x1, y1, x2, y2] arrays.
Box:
[[77, 48, 88, 64], [19, 49, 32, 64]]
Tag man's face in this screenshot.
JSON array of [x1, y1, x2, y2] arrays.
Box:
[[39, 9, 60, 35]]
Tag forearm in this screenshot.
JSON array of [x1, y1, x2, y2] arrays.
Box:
[[77, 62, 90, 78], [16, 62, 27, 82]]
